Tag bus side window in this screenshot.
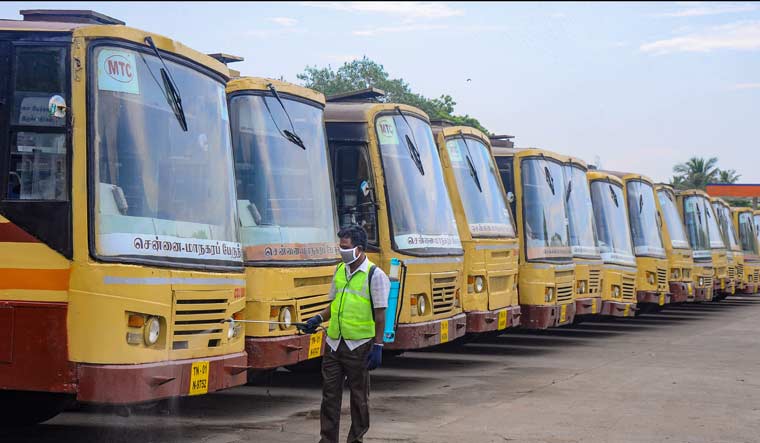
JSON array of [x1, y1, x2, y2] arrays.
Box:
[[332, 144, 378, 246], [7, 46, 67, 201]]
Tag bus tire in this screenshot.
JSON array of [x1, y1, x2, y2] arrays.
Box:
[[0, 391, 72, 426]]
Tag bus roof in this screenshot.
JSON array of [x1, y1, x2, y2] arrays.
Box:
[[227, 77, 326, 106], [677, 189, 710, 199], [431, 124, 491, 147], [587, 170, 625, 187], [601, 170, 655, 186], [491, 146, 565, 162], [324, 101, 429, 124]]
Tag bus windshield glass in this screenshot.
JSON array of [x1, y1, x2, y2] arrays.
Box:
[[445, 136, 515, 238], [626, 180, 665, 258], [657, 189, 690, 249], [92, 45, 241, 266], [703, 199, 726, 249], [712, 203, 740, 251], [230, 94, 339, 264], [376, 113, 462, 255], [563, 164, 599, 258], [754, 214, 760, 253], [590, 180, 636, 265], [520, 157, 571, 261], [683, 196, 710, 259], [740, 212, 758, 254]]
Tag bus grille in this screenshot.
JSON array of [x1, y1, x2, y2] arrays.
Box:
[[754, 269, 759, 283], [703, 275, 713, 288], [657, 267, 668, 287], [172, 295, 227, 350], [432, 276, 457, 314], [728, 266, 736, 280], [588, 269, 601, 293], [622, 276, 636, 301], [297, 294, 332, 322], [556, 280, 573, 302], [736, 264, 744, 279]]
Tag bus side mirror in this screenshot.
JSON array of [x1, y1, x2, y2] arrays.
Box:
[[360, 180, 372, 197], [49, 95, 67, 119], [507, 191, 515, 203]]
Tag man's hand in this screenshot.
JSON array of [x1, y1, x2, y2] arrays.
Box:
[[366, 343, 383, 370], [298, 314, 323, 334]]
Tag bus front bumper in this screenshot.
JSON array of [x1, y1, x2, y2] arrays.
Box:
[[465, 306, 522, 333], [669, 282, 690, 303], [601, 301, 636, 317], [245, 334, 325, 370], [384, 313, 467, 350], [637, 290, 670, 306], [520, 303, 576, 329], [574, 297, 602, 316], [76, 352, 248, 404], [740, 283, 758, 294]]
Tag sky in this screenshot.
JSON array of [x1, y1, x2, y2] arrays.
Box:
[[2, 1, 759, 183]]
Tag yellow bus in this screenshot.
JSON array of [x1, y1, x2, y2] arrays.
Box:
[[711, 197, 741, 298], [0, 10, 247, 424], [492, 147, 576, 328], [676, 190, 716, 301], [732, 208, 760, 293], [587, 172, 638, 317], [226, 77, 338, 370], [325, 90, 466, 349], [563, 157, 603, 317], [654, 185, 694, 303], [613, 173, 670, 307], [432, 123, 520, 333]]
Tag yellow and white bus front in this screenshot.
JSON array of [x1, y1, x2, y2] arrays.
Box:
[[655, 186, 694, 303], [227, 78, 339, 369], [734, 209, 760, 293], [703, 199, 729, 298], [679, 193, 714, 301], [588, 175, 637, 317], [712, 199, 740, 296], [435, 126, 520, 333], [624, 177, 670, 307], [564, 161, 603, 317], [326, 102, 466, 350]]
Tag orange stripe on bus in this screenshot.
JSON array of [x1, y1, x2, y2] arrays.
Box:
[[0, 268, 70, 290]]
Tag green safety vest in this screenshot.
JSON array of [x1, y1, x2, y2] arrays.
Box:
[[326, 261, 376, 340]]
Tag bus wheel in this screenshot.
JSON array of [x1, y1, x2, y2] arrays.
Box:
[[0, 391, 72, 426]]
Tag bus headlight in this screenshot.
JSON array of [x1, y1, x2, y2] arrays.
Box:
[[577, 280, 587, 294], [612, 285, 621, 298], [544, 287, 554, 302], [144, 316, 161, 346], [646, 272, 655, 285], [279, 307, 293, 330], [417, 295, 427, 316], [227, 318, 236, 339], [671, 269, 680, 280], [698, 277, 705, 287], [683, 269, 690, 279], [474, 276, 485, 293]]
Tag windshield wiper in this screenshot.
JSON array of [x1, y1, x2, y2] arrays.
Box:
[[144, 36, 187, 132], [459, 134, 482, 192], [265, 83, 306, 150], [395, 107, 424, 175], [544, 166, 555, 195], [608, 184, 618, 207], [638, 194, 644, 213], [565, 179, 573, 202]]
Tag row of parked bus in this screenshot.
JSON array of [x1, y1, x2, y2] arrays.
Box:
[[2, 10, 759, 425]]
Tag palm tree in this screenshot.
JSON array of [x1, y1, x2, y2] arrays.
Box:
[[672, 157, 719, 190], [716, 168, 741, 184]]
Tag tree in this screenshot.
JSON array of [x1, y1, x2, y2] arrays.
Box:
[[670, 157, 720, 190], [297, 57, 490, 134], [716, 168, 741, 184]]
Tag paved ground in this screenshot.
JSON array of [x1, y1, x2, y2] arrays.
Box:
[[3, 295, 760, 443]]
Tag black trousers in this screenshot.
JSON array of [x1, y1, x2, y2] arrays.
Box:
[[319, 340, 372, 443]]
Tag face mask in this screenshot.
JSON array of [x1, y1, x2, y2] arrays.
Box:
[[339, 247, 360, 265]]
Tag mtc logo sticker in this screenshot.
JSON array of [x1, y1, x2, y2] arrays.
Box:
[[98, 49, 140, 94], [376, 116, 399, 146]]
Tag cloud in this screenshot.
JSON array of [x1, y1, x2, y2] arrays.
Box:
[[244, 28, 307, 38], [660, 2, 759, 17], [733, 82, 760, 89], [640, 21, 760, 54], [301, 2, 464, 21], [325, 54, 362, 64], [268, 17, 298, 27], [352, 23, 448, 36]]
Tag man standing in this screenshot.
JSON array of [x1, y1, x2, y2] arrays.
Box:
[[302, 225, 389, 443]]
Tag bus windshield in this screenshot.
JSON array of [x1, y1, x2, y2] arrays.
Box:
[[626, 181, 665, 258], [92, 45, 241, 266], [521, 158, 571, 261], [657, 189, 690, 249], [683, 196, 711, 259], [712, 203, 740, 252], [376, 113, 462, 255], [590, 180, 636, 265], [703, 200, 726, 249], [563, 164, 599, 258], [445, 136, 515, 238], [230, 94, 339, 264], [754, 214, 760, 253], [739, 212, 758, 254]]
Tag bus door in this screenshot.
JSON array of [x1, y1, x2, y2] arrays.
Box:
[[330, 142, 379, 245]]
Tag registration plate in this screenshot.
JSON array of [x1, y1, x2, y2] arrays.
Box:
[[688, 285, 693, 295], [659, 293, 665, 306], [308, 331, 323, 359], [623, 305, 630, 317], [721, 280, 726, 290], [189, 361, 209, 396], [591, 298, 598, 314], [559, 304, 567, 323], [497, 310, 507, 330], [440, 320, 449, 343]]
